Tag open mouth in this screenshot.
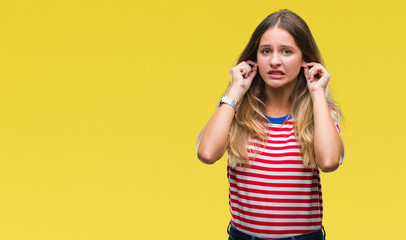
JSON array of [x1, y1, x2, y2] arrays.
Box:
[[267, 70, 285, 79], [267, 70, 285, 75]]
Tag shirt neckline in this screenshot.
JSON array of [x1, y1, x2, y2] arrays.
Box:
[[265, 114, 292, 123]]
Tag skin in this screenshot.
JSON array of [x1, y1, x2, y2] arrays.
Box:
[[304, 62, 345, 172], [256, 27, 304, 117], [197, 27, 344, 172]]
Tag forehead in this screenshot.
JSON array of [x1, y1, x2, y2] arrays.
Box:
[[259, 27, 299, 48]]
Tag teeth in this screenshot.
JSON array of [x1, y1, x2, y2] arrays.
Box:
[[270, 72, 283, 75]]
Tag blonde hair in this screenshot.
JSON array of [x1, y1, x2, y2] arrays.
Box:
[[228, 10, 341, 169]]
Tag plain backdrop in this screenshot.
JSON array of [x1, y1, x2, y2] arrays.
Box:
[[0, 0, 405, 239]]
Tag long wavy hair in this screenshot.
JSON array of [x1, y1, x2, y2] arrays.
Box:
[[228, 9, 340, 169]]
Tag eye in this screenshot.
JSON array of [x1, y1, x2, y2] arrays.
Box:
[[261, 49, 271, 54], [282, 49, 292, 55]]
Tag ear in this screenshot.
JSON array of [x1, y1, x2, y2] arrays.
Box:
[[301, 60, 307, 68]]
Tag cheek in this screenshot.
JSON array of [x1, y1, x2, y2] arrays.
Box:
[[285, 59, 303, 75], [258, 64, 266, 73], [256, 57, 267, 74], [257, 64, 268, 79]]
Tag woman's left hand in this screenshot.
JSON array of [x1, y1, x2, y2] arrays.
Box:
[[304, 62, 331, 94]]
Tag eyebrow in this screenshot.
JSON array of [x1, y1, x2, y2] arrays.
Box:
[[258, 44, 295, 49]]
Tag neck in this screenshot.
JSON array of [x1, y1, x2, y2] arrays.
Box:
[[264, 84, 295, 117]]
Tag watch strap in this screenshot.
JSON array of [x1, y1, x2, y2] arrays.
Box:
[[218, 95, 239, 112]]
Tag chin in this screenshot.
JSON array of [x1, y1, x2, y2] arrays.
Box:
[[264, 79, 286, 88], [265, 80, 298, 91]]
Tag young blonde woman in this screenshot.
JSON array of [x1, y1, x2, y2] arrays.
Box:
[[197, 9, 344, 240]]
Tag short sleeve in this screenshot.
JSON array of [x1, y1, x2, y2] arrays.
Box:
[[329, 105, 344, 165], [329, 105, 341, 133]]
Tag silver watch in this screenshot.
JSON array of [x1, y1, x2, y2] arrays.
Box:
[[218, 95, 239, 112]]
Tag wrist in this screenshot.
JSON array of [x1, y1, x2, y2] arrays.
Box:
[[226, 87, 245, 103], [310, 89, 326, 100], [218, 95, 239, 112]]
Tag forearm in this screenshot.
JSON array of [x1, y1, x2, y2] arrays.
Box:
[[197, 61, 257, 164], [311, 91, 344, 172], [197, 101, 236, 164]]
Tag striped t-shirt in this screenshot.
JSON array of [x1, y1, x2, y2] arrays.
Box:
[[228, 115, 324, 239]]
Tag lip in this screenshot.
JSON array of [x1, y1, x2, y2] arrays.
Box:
[[267, 70, 285, 79]]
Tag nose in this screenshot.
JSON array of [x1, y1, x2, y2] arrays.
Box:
[[270, 52, 282, 67]]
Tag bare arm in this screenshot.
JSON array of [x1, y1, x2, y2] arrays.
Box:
[[305, 63, 345, 172], [196, 101, 236, 164], [197, 61, 258, 164], [311, 91, 344, 172]]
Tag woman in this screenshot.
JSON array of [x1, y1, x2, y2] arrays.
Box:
[[197, 9, 344, 240]]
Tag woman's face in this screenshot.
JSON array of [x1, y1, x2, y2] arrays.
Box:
[[257, 27, 305, 90]]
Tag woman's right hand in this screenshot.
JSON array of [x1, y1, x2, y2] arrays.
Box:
[[228, 60, 258, 102]]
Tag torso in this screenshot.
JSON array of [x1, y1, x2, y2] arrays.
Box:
[[228, 115, 323, 239]]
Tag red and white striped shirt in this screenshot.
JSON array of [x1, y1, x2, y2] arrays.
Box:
[[228, 115, 324, 239]]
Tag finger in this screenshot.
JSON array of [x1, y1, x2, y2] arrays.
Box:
[[246, 61, 258, 76], [310, 64, 324, 71], [247, 64, 256, 77], [236, 61, 256, 78], [246, 60, 257, 67], [248, 65, 258, 77], [313, 65, 326, 80], [240, 65, 250, 78], [308, 67, 320, 82], [252, 64, 258, 72], [309, 65, 325, 81], [305, 63, 317, 81], [307, 63, 325, 73], [308, 67, 314, 81], [243, 63, 252, 78], [246, 67, 257, 85], [236, 62, 249, 76], [305, 62, 321, 67], [304, 67, 310, 80], [236, 61, 249, 72]]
